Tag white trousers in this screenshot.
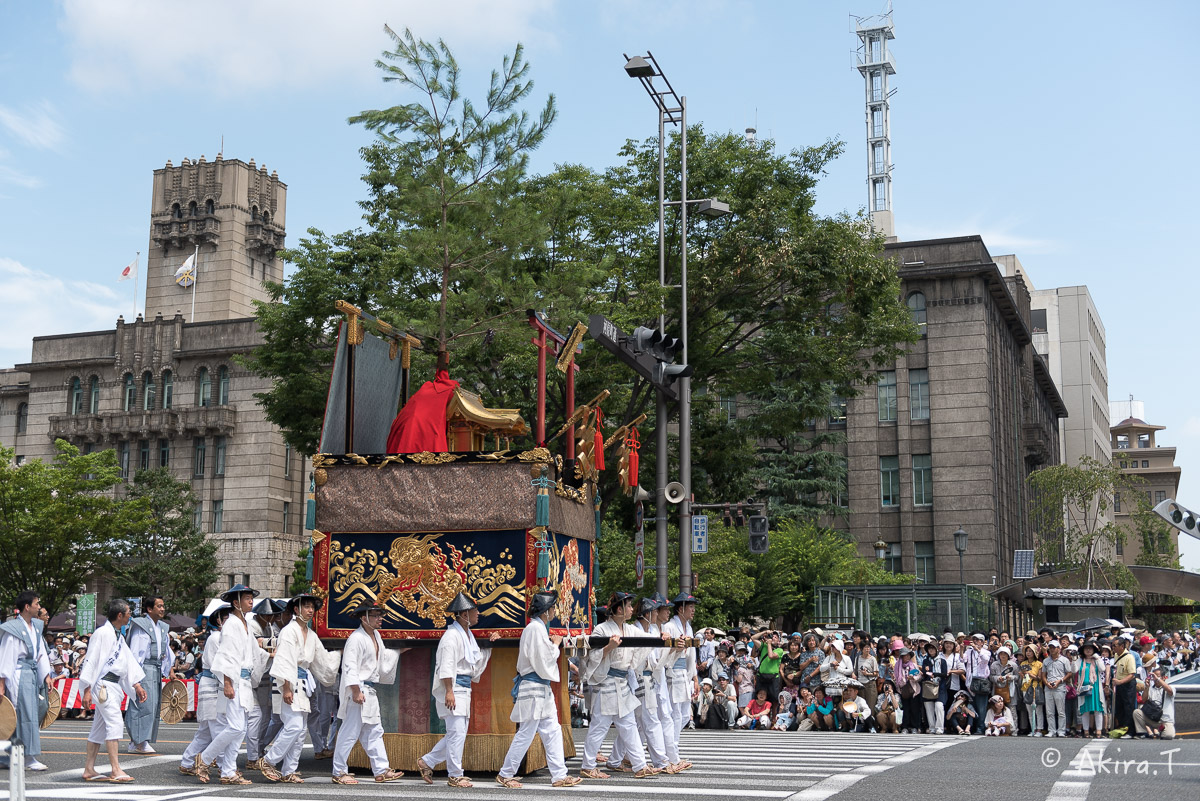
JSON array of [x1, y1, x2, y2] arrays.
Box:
[[655, 682, 680, 763], [245, 686, 272, 761], [499, 716, 567, 781], [87, 682, 125, 744], [265, 702, 307, 776], [923, 700, 945, 733], [582, 709, 645, 771], [181, 720, 214, 768], [333, 701, 390, 777], [633, 695, 668, 769], [201, 691, 248, 779], [421, 715, 469, 778], [307, 689, 338, 752]]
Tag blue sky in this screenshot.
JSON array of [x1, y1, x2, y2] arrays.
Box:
[[2, 1, 1199, 571]]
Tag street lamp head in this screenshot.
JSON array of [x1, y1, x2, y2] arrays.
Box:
[[873, 539, 889, 561], [953, 527, 968, 555], [694, 198, 731, 218], [624, 55, 657, 79]]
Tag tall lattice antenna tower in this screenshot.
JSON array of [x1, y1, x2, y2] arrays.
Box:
[[853, 4, 896, 239]]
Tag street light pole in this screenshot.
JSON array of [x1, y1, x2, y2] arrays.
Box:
[[677, 95, 692, 594], [954, 526, 969, 632]]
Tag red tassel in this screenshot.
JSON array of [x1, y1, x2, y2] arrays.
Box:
[[626, 428, 640, 489], [593, 408, 604, 471]]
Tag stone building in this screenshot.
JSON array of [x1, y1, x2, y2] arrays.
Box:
[[1110, 414, 1181, 565], [837, 236, 1067, 626], [0, 156, 305, 597]]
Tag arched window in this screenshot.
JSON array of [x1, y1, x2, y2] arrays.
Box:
[[171, 203, 182, 220], [188, 201, 197, 217], [15, 402, 27, 434], [162, 370, 173, 409], [251, 205, 259, 221], [217, 366, 229, 405], [142, 371, 156, 410], [205, 199, 214, 215], [907, 292, 927, 336], [123, 373, 135, 411], [197, 367, 211, 407], [70, 377, 83, 415], [88, 376, 100, 413], [262, 211, 270, 225]]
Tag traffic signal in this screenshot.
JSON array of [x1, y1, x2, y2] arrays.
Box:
[[631, 326, 679, 361], [748, 514, 769, 553], [588, 315, 692, 399], [1153, 498, 1200, 537]]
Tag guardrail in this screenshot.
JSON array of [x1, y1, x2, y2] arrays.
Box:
[[1, 739, 26, 801]]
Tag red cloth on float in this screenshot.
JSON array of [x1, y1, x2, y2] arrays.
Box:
[[386, 370, 459, 453]]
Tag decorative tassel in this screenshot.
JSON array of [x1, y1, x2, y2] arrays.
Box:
[[531, 465, 554, 585], [626, 427, 640, 491], [592, 408, 604, 471], [536, 534, 550, 583]]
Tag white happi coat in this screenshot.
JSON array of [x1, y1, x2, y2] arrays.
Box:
[[511, 617, 559, 723], [431, 622, 491, 718], [210, 613, 259, 712], [79, 621, 145, 698], [196, 631, 224, 723], [268, 619, 341, 715], [338, 627, 399, 725], [584, 619, 640, 717], [661, 615, 696, 703], [632, 620, 661, 697]]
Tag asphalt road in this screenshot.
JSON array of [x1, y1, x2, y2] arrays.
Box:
[[4, 720, 1198, 801]]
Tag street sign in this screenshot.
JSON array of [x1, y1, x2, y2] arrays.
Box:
[[75, 593, 96, 635], [635, 525, 645, 589], [1192, 622, 1200, 630], [635, 501, 643, 531], [692, 515, 709, 554]]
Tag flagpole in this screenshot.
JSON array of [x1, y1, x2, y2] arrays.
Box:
[[132, 252, 140, 319], [190, 244, 198, 322]]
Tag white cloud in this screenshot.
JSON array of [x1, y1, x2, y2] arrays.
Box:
[[59, 0, 557, 96], [902, 216, 1058, 256], [0, 101, 66, 151], [0, 257, 125, 367]]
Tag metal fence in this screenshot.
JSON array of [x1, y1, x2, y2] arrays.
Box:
[[814, 583, 996, 635]]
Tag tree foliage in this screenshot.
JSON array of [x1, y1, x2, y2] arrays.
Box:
[[109, 468, 218, 613], [0, 442, 150, 617]]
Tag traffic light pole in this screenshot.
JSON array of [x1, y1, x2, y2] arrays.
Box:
[[677, 96, 693, 595], [655, 92, 670, 599]]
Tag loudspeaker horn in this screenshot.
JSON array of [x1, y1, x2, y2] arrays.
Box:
[[664, 482, 687, 504], [632, 485, 652, 503]]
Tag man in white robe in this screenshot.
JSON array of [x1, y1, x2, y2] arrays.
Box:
[[495, 590, 582, 788], [260, 593, 341, 783], [79, 599, 147, 783], [245, 597, 283, 768], [196, 584, 261, 785], [661, 592, 698, 769], [124, 595, 172, 754], [621, 596, 675, 773], [417, 592, 499, 787], [653, 595, 685, 770], [0, 590, 53, 771], [331, 602, 402, 784], [579, 592, 655, 780], [180, 602, 231, 776]]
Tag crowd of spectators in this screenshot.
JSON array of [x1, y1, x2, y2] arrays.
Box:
[[684, 624, 1196, 739]]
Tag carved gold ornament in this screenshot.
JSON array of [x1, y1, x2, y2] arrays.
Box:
[[408, 451, 461, 465], [314, 468, 328, 487]]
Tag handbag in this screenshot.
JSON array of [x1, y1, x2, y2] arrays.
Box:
[[1142, 686, 1164, 722], [900, 680, 916, 699], [921, 680, 940, 700], [970, 677, 991, 695]]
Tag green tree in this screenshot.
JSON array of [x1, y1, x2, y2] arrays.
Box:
[[289, 546, 311, 596], [109, 468, 218, 614], [0, 442, 149, 617]]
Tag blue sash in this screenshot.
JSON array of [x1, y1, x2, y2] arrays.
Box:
[[607, 666, 628, 680], [199, 670, 214, 679], [510, 672, 552, 700], [673, 658, 688, 670], [362, 680, 376, 688], [454, 674, 473, 688], [297, 667, 309, 681], [240, 668, 252, 679]]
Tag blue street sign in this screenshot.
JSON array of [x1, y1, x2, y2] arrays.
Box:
[[692, 515, 709, 554]]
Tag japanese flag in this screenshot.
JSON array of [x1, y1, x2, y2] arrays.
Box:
[[119, 258, 137, 281]]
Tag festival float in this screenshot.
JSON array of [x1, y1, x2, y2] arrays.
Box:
[[308, 302, 645, 772]]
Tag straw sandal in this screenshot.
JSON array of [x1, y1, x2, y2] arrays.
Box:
[[496, 775, 523, 788], [553, 776, 584, 787], [260, 764, 283, 782], [332, 773, 360, 784], [417, 757, 434, 784], [281, 773, 304, 783], [633, 767, 660, 778], [220, 773, 252, 785], [314, 749, 334, 760], [194, 755, 209, 784], [375, 769, 404, 783], [244, 758, 265, 772], [580, 768, 610, 779], [448, 776, 474, 787], [661, 763, 683, 775]]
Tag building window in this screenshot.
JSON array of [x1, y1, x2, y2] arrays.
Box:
[[1116, 539, 1123, 556], [162, 370, 173, 409], [193, 437, 206, 476], [158, 438, 170, 468], [880, 456, 900, 507], [118, 442, 130, 479], [883, 543, 901, 573], [1141, 460, 1149, 468], [913, 454, 933, 506], [214, 436, 226, 476], [171, 203, 182, 219], [829, 395, 847, 425], [1155, 490, 1166, 504], [217, 366, 229, 405], [188, 200, 197, 216], [871, 72, 882, 102], [718, 395, 737, 423], [909, 368, 930, 420], [139, 439, 150, 472], [213, 500, 223, 533], [70, 377, 83, 415], [877, 371, 897, 422], [14, 455, 24, 465], [1119, 460, 1127, 468], [283, 501, 291, 534], [205, 198, 214, 215], [872, 142, 884, 173], [906, 292, 927, 336], [284, 442, 292, 478], [89, 376, 100, 414], [122, 373, 135, 411], [15, 402, 27, 434], [1030, 308, 1047, 334], [193, 503, 203, 531], [142, 371, 156, 410], [1114, 493, 1121, 513], [914, 541, 935, 584], [1115, 434, 1129, 450], [196, 368, 211, 407], [873, 178, 886, 211], [1138, 433, 1150, 448], [872, 108, 884, 138]]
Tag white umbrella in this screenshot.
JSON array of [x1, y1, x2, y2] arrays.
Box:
[[200, 597, 230, 619]]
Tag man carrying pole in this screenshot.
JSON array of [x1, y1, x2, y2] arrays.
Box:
[[330, 602, 402, 784]]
